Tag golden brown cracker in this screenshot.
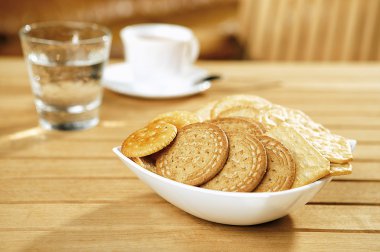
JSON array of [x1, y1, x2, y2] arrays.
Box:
[[266, 124, 330, 188], [202, 133, 267, 192], [254, 136, 296, 192], [290, 123, 353, 164], [121, 121, 177, 157], [330, 163, 352, 176], [151, 110, 200, 129], [286, 109, 329, 133], [210, 117, 265, 136], [258, 106, 353, 164], [156, 123, 229, 186]]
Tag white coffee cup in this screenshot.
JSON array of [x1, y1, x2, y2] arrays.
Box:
[[120, 24, 199, 84]]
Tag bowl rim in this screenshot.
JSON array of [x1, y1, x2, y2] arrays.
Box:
[[113, 146, 334, 198]]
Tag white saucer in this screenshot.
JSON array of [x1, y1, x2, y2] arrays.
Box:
[[102, 63, 211, 99]]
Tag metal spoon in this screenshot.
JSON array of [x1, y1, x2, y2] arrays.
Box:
[[193, 75, 221, 85]]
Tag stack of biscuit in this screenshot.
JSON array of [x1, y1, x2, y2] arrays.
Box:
[[121, 95, 353, 192]]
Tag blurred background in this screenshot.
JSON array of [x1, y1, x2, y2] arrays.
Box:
[[0, 0, 379, 61]]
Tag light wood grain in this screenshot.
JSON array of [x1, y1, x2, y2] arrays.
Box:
[[0, 57, 379, 251], [0, 204, 378, 231], [1, 231, 379, 252], [0, 179, 378, 204]]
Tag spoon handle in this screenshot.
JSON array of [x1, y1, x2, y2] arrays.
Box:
[[194, 75, 221, 85]]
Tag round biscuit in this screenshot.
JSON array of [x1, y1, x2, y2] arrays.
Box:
[[156, 122, 229, 186], [202, 133, 267, 192], [218, 106, 261, 119], [211, 95, 272, 119], [254, 136, 296, 192], [121, 121, 177, 157]]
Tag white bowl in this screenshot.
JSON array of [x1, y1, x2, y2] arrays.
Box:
[[113, 140, 356, 225]]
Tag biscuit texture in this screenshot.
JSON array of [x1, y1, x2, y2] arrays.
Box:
[[330, 163, 352, 176], [255, 105, 289, 130], [121, 121, 177, 157], [267, 124, 331, 188], [281, 108, 353, 164], [224, 103, 353, 164], [242, 117, 267, 133], [202, 133, 267, 192], [210, 117, 265, 136], [254, 136, 296, 192], [290, 123, 353, 164], [211, 95, 272, 119], [156, 123, 229, 186], [218, 106, 261, 119]]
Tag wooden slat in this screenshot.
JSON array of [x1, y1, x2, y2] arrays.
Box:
[[335, 162, 380, 181], [269, 0, 288, 60], [0, 178, 378, 204], [304, 0, 324, 60], [376, 4, 380, 60], [0, 158, 129, 179], [351, 145, 380, 161], [376, 8, 380, 60], [0, 140, 118, 158], [318, 0, 336, 61], [285, 0, 302, 60], [360, 0, 379, 60], [313, 181, 380, 204], [331, 129, 380, 142], [1, 231, 379, 252], [247, 0, 272, 60], [0, 178, 150, 203], [341, 0, 360, 60], [237, 0, 253, 48], [0, 204, 378, 231]]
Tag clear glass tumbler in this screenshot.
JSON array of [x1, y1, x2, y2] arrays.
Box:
[[19, 21, 112, 130]]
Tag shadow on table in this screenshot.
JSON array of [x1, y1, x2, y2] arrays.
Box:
[[24, 198, 296, 251]]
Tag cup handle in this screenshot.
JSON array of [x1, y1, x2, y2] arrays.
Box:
[[189, 36, 200, 63]]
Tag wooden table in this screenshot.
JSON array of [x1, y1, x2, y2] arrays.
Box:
[[0, 57, 379, 251]]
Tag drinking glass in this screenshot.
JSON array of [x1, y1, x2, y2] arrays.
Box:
[[19, 21, 112, 130]]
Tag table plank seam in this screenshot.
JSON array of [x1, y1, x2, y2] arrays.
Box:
[[0, 228, 378, 234]]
